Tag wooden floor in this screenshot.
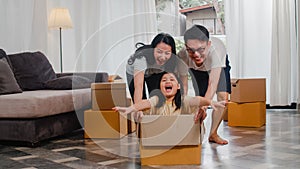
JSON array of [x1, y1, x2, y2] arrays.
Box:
[[0, 109, 299, 169]]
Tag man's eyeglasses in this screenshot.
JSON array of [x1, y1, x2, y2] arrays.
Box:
[[185, 45, 206, 54]]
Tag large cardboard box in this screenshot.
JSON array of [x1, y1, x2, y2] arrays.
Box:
[[139, 115, 201, 165], [84, 109, 128, 138], [91, 82, 127, 110], [230, 78, 266, 103], [228, 102, 266, 127]]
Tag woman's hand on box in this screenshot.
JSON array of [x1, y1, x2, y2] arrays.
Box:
[[133, 111, 144, 122], [194, 107, 207, 124]]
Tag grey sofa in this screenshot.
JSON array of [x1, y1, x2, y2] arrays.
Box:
[[0, 49, 108, 146]]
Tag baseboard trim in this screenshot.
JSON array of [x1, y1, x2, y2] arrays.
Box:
[[266, 102, 297, 109]]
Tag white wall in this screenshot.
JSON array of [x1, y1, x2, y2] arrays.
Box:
[[185, 8, 217, 30]]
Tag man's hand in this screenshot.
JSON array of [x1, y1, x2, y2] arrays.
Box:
[[211, 100, 226, 111]]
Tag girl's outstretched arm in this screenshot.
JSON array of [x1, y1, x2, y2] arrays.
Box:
[[112, 99, 151, 114]]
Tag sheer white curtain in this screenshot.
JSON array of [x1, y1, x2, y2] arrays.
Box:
[[71, 0, 157, 76], [0, 0, 48, 53], [298, 0, 300, 111], [225, 0, 272, 104], [270, 0, 298, 106], [0, 0, 157, 78], [225, 0, 298, 106], [50, 0, 157, 77], [133, 0, 157, 43]]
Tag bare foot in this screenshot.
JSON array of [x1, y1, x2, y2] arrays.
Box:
[[209, 135, 228, 145]]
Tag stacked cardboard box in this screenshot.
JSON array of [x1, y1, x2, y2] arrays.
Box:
[[228, 78, 266, 127], [139, 115, 202, 165], [84, 82, 135, 138], [222, 107, 229, 121], [91, 82, 128, 110]]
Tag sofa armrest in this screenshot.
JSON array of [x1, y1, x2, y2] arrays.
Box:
[[56, 72, 109, 83]]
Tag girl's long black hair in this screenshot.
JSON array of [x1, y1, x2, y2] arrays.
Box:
[[149, 72, 184, 111]]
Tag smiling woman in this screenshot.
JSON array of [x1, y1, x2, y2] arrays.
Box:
[[153, 43, 172, 65], [125, 33, 178, 105]]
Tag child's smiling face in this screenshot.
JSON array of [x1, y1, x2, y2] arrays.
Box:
[[160, 73, 180, 99]]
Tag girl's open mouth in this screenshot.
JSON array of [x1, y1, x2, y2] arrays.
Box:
[[165, 86, 172, 92]]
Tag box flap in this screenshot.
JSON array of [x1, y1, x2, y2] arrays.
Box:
[[231, 79, 239, 87], [91, 82, 126, 89], [140, 115, 200, 146], [108, 75, 123, 82]]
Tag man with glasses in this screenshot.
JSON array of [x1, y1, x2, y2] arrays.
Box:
[[178, 24, 231, 145]]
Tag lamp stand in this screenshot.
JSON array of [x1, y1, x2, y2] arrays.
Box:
[[59, 27, 63, 73]]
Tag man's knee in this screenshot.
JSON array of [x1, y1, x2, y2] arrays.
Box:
[[217, 91, 228, 101]]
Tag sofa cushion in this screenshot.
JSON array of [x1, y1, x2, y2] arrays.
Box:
[[7, 51, 56, 90], [0, 89, 91, 118], [56, 72, 109, 83], [45, 75, 92, 90], [0, 49, 22, 95]]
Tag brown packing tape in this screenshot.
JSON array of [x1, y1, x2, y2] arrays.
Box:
[[91, 82, 126, 89]]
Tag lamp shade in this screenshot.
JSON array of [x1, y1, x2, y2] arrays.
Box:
[[48, 8, 73, 29]]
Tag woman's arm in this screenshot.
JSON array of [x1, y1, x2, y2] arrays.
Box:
[[133, 70, 145, 103], [180, 75, 188, 96]]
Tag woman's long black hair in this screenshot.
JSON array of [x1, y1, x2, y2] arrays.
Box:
[[149, 72, 184, 111], [128, 33, 177, 70]]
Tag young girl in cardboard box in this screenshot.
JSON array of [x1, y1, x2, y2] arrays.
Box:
[[113, 72, 225, 122]]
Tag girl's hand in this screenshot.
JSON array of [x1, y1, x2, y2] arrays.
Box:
[[211, 100, 226, 110], [112, 106, 126, 113], [112, 106, 137, 115], [113, 107, 143, 122]]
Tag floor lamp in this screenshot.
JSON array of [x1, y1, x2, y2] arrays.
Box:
[[48, 8, 73, 73]]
